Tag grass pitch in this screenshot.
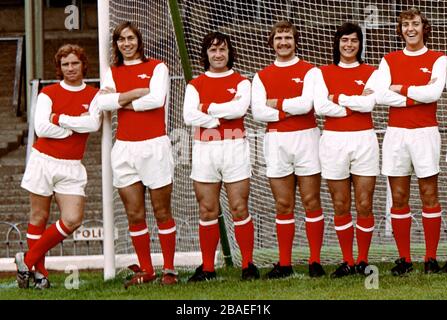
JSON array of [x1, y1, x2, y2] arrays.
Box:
[[1, 262, 447, 300]]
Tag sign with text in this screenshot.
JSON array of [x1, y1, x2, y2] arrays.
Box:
[[73, 227, 118, 241]]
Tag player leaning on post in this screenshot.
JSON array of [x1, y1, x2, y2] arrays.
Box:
[[252, 20, 325, 278], [376, 8, 447, 275], [15, 44, 102, 289], [314, 22, 379, 278], [97, 22, 178, 287], [183, 31, 259, 282]]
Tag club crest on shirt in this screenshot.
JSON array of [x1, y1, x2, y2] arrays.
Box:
[[81, 104, 89, 110], [227, 88, 237, 94], [354, 80, 365, 86], [420, 67, 431, 74], [292, 78, 304, 83], [137, 73, 151, 79]]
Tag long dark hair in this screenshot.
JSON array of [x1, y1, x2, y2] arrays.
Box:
[[200, 31, 235, 71], [112, 21, 148, 66], [333, 22, 364, 65]]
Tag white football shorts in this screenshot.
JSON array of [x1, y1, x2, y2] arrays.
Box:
[[191, 138, 251, 183], [263, 127, 321, 178], [382, 126, 440, 178], [319, 129, 380, 180], [111, 135, 174, 189], [21, 148, 87, 196]]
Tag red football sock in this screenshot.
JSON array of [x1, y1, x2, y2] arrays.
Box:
[[356, 215, 375, 264], [27, 223, 49, 277], [157, 218, 176, 270], [233, 215, 254, 269], [199, 219, 220, 272], [334, 214, 354, 266], [390, 206, 412, 262], [422, 204, 442, 261], [276, 213, 295, 267], [305, 209, 324, 264], [24, 220, 70, 270], [129, 221, 154, 274]]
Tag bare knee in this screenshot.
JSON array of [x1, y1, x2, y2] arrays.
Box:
[[153, 205, 172, 223], [420, 189, 438, 208], [61, 215, 83, 232], [301, 193, 321, 212], [198, 201, 219, 221], [126, 208, 146, 225], [332, 198, 350, 216], [29, 208, 50, 226], [355, 198, 373, 217], [229, 199, 248, 220], [275, 198, 294, 215], [391, 189, 410, 209]]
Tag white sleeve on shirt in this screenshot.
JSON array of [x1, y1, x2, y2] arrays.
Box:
[[251, 73, 280, 122], [58, 92, 103, 133], [132, 63, 169, 111], [34, 93, 73, 139], [96, 68, 121, 111], [207, 79, 250, 119], [375, 58, 407, 107], [313, 68, 348, 117], [337, 69, 378, 113], [282, 67, 316, 115], [407, 55, 447, 103], [183, 84, 220, 128]]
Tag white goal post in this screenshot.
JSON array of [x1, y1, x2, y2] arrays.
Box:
[[97, 0, 115, 281]]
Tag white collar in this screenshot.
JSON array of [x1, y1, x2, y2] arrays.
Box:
[[205, 69, 234, 78], [338, 61, 360, 68], [123, 58, 143, 66], [403, 46, 428, 56], [60, 80, 86, 92], [274, 56, 300, 67]]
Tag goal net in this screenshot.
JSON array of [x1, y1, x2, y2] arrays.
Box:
[[106, 0, 447, 269]]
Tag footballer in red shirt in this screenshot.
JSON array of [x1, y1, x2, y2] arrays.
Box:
[[252, 20, 325, 278], [183, 32, 259, 282], [314, 22, 379, 278], [97, 22, 177, 287], [376, 8, 447, 275], [16, 44, 101, 289]]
